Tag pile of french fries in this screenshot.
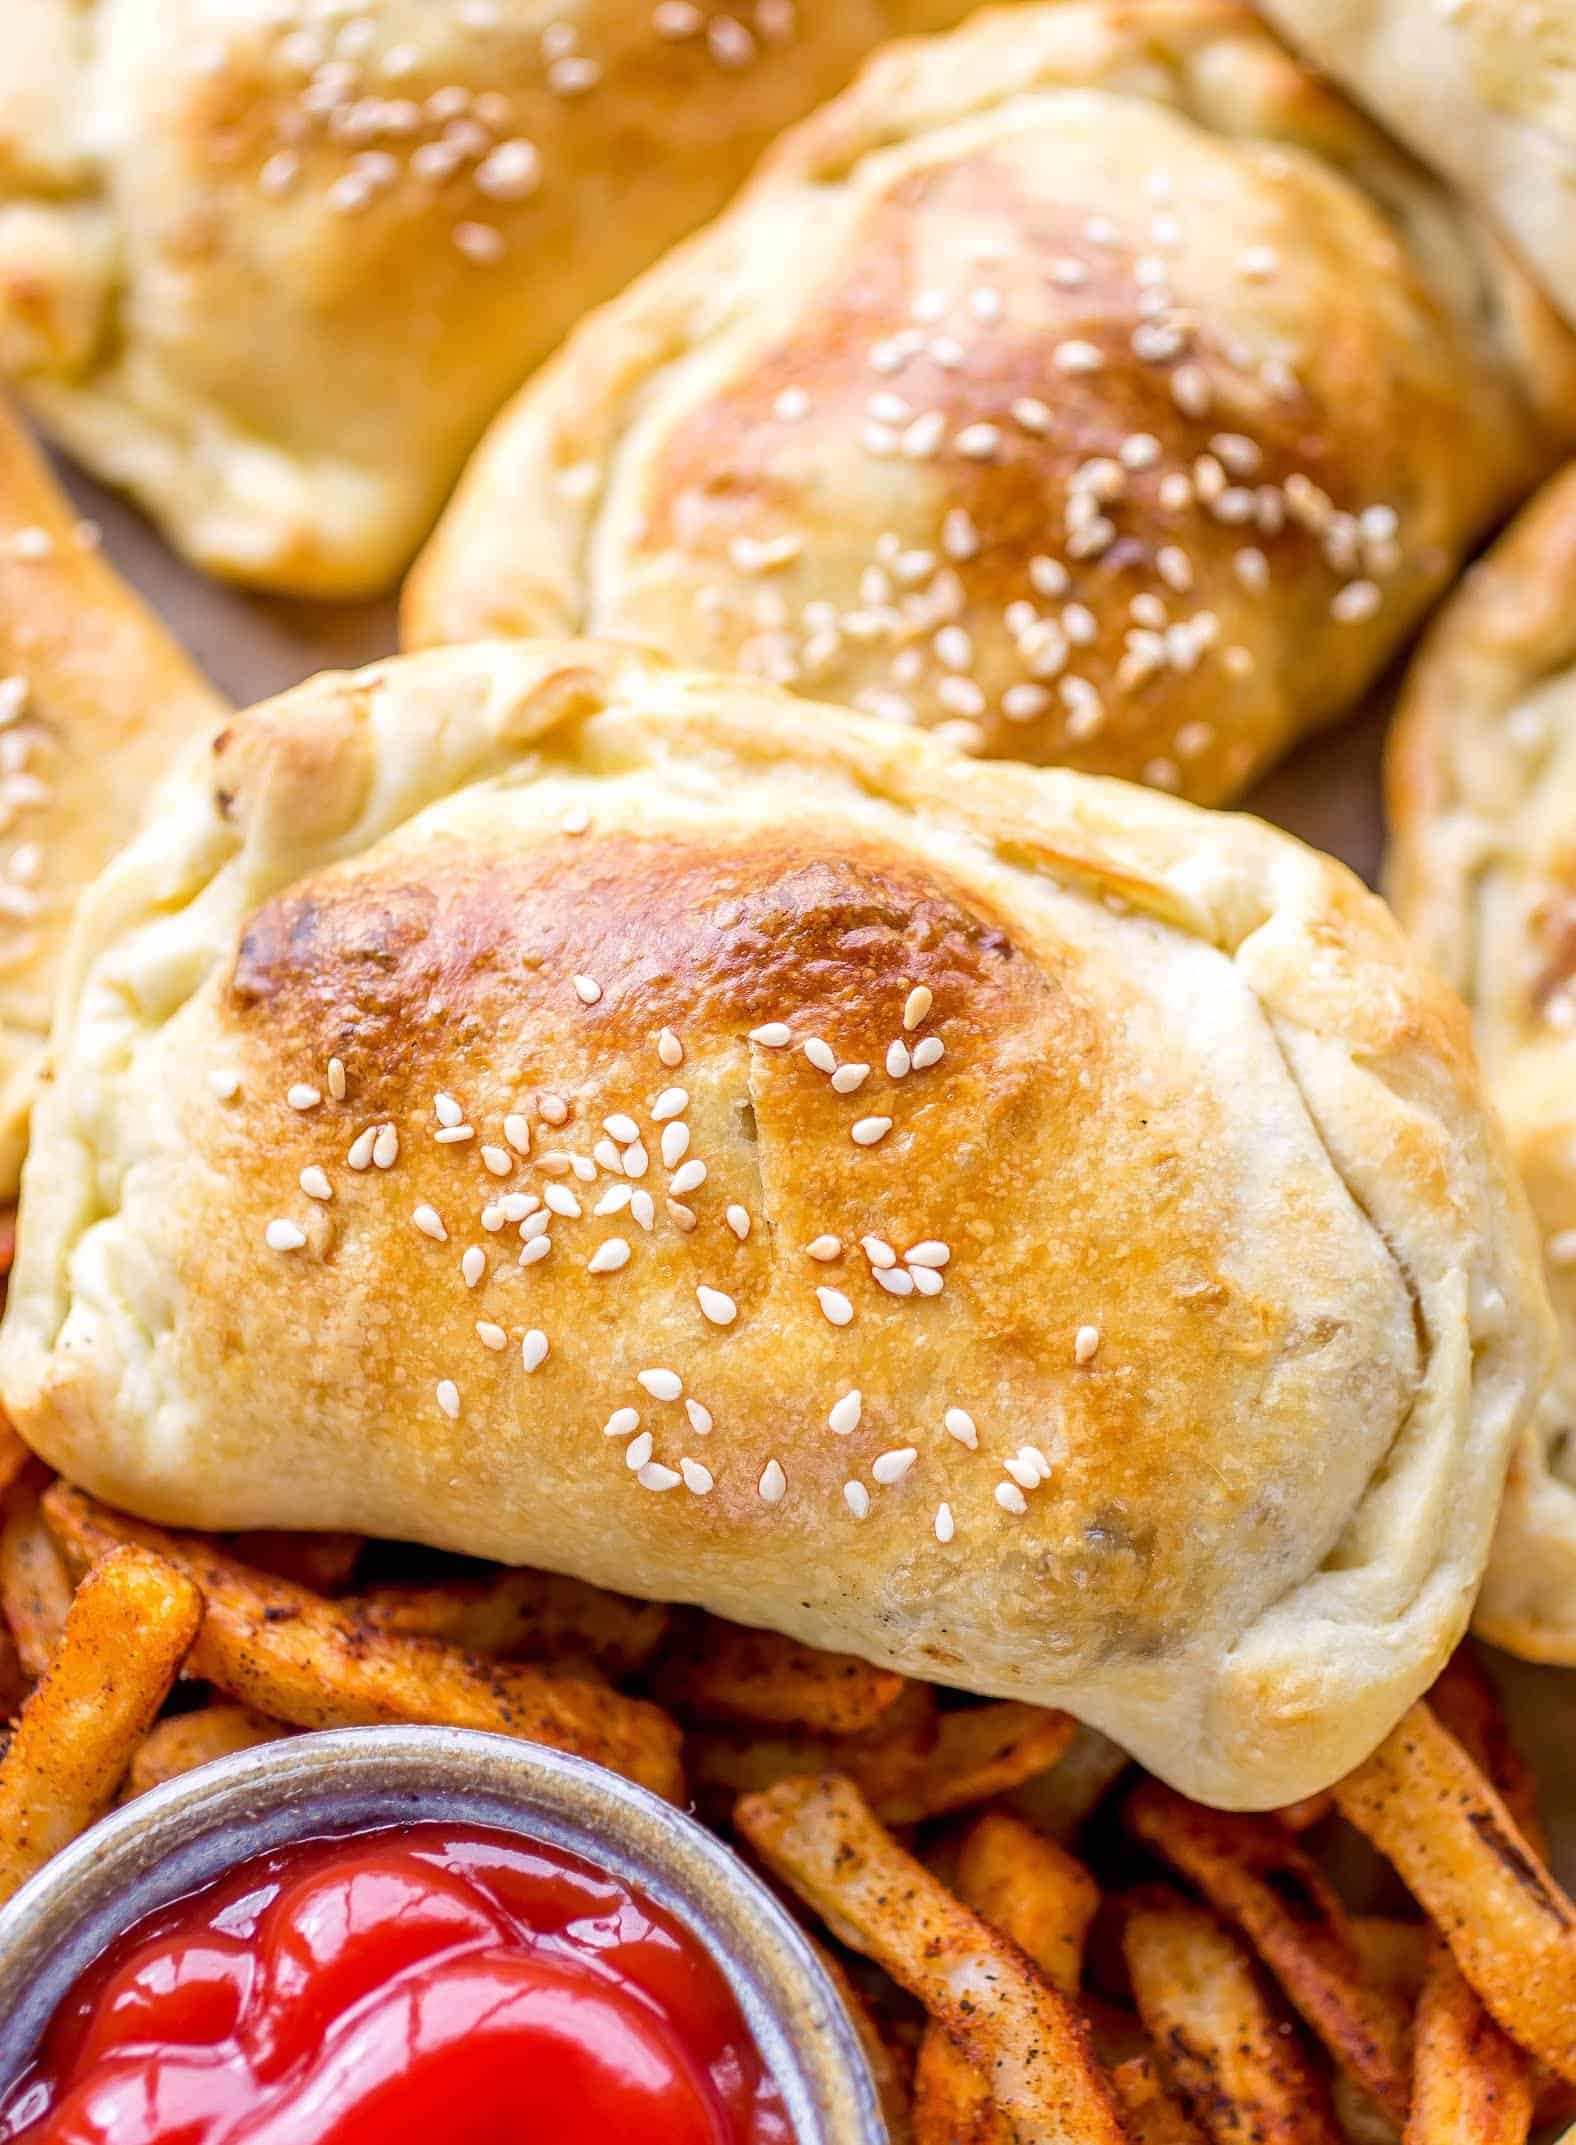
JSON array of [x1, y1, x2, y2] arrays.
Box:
[[1, 1404, 1575, 2145]]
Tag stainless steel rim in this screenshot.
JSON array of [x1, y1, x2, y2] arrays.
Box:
[[0, 1726, 886, 2143]]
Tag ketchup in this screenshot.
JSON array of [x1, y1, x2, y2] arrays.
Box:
[[0, 1823, 791, 2145]]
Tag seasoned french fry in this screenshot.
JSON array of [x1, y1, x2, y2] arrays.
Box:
[[1276, 1792, 1334, 1833], [652, 1615, 906, 1736], [1112, 2054, 1212, 2145], [1, 1467, 74, 1678], [0, 1203, 15, 1280], [1122, 1888, 1344, 2145], [1127, 1781, 1412, 2123], [808, 1936, 915, 2145], [874, 1701, 1076, 1825], [228, 1532, 364, 1595], [1007, 1721, 1132, 1841], [914, 1814, 1100, 2144], [688, 1682, 938, 1809], [1333, 1702, 1576, 2083], [0, 1621, 24, 1721], [1426, 1646, 1543, 1850], [737, 1773, 1129, 2145], [1404, 1935, 1532, 2145], [124, 1704, 291, 1800], [353, 1566, 669, 1673], [43, 1485, 683, 1803], [0, 1546, 202, 1904]]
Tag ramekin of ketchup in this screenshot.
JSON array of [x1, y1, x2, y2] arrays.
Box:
[[0, 1728, 884, 2145]]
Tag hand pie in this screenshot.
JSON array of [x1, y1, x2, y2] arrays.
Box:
[[404, 0, 1576, 805], [0, 0, 986, 597], [0, 399, 225, 1196], [0, 638, 1550, 1807], [1388, 463, 1576, 1665], [1260, 0, 1576, 332]]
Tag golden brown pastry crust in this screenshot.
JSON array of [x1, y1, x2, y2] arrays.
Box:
[[1260, 0, 1576, 333], [0, 639, 1551, 1806], [1388, 462, 1576, 1665], [0, 0, 984, 597], [404, 0, 1576, 804], [0, 399, 225, 1196]]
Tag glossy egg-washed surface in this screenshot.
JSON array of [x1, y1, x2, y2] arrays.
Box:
[[1389, 463, 1576, 1666], [406, 0, 1576, 803], [0, 0, 980, 595], [0, 640, 1551, 1805]]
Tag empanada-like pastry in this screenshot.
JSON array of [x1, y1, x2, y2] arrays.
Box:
[[1260, 0, 1576, 331], [0, 639, 1551, 1806], [404, 0, 1576, 804], [0, 399, 224, 1196], [1388, 464, 1576, 1665], [0, 0, 984, 597]]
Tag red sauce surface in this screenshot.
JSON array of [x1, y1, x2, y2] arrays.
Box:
[[0, 1821, 791, 2145]]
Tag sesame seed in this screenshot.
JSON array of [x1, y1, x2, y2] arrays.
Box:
[[910, 1267, 944, 1297], [1054, 339, 1103, 374], [265, 1220, 306, 1253], [520, 1210, 551, 1242], [886, 1041, 911, 1079], [807, 1235, 842, 1262], [1075, 1323, 1101, 1363], [1549, 1230, 1576, 1266], [572, 974, 602, 1005], [667, 1200, 698, 1233], [639, 1368, 683, 1401], [862, 1236, 896, 1269], [1332, 579, 1381, 623], [481, 1144, 512, 1176], [944, 1408, 979, 1450], [463, 1247, 486, 1287], [299, 1166, 332, 1201], [903, 985, 933, 1030], [476, 1321, 507, 1351], [435, 1125, 475, 1145], [680, 1458, 714, 1494], [544, 1185, 581, 1219], [817, 1287, 854, 1327], [872, 1447, 917, 1485], [287, 1084, 321, 1111], [594, 1138, 623, 1173], [413, 1205, 448, 1242], [995, 1481, 1028, 1516], [639, 1463, 683, 1492], [697, 1285, 737, 1326], [327, 1058, 347, 1101], [519, 1236, 552, 1267], [773, 386, 810, 421], [934, 1502, 956, 1543], [605, 1408, 640, 1438], [726, 1204, 751, 1241], [475, 138, 541, 200], [658, 1028, 685, 1067], [208, 1069, 241, 1100], [831, 1064, 870, 1095], [844, 1482, 871, 1519], [875, 1267, 915, 1297], [1017, 1443, 1054, 1482], [604, 1112, 640, 1143], [686, 1399, 713, 1434], [435, 1093, 463, 1128], [759, 1459, 787, 1504], [670, 1158, 706, 1196], [595, 1184, 632, 1217], [372, 1124, 399, 1170], [651, 1087, 687, 1121], [803, 1038, 836, 1074], [749, 1022, 790, 1047], [631, 1191, 656, 1230], [539, 1095, 569, 1125], [1171, 363, 1212, 417], [436, 1380, 461, 1420], [588, 1239, 630, 1274], [621, 1141, 649, 1179], [851, 1116, 892, 1148], [1004, 1453, 1041, 1490], [626, 1432, 655, 1470], [954, 423, 1002, 461]]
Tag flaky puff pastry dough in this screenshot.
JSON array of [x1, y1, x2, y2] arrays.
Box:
[[405, 0, 1576, 805], [1389, 464, 1576, 1667], [0, 400, 225, 1198], [0, 640, 1552, 1806], [1260, 0, 1576, 334], [0, 0, 983, 598]]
